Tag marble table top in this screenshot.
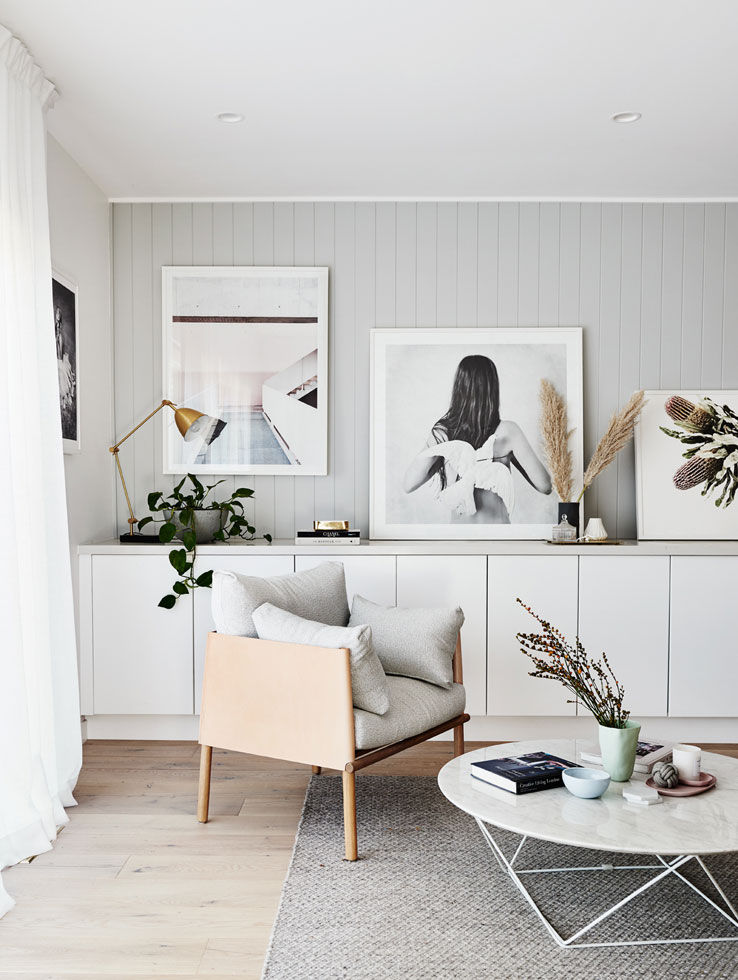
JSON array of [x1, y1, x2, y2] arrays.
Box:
[[438, 739, 738, 856]]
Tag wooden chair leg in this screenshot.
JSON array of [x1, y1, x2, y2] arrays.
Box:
[[197, 744, 212, 823], [312, 765, 322, 774], [453, 723, 465, 758], [342, 769, 358, 861]]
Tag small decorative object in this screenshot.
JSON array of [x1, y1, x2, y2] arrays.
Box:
[[562, 768, 610, 799], [635, 390, 738, 539], [651, 761, 679, 789], [672, 743, 702, 782], [576, 390, 646, 503], [371, 327, 584, 540], [516, 601, 639, 781], [314, 520, 350, 530], [52, 271, 80, 454], [551, 515, 577, 543], [163, 266, 329, 475], [139, 474, 272, 608], [646, 772, 716, 797], [583, 517, 608, 541], [622, 786, 662, 805], [540, 380, 580, 536]]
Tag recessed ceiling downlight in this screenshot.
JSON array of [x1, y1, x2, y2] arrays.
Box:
[[216, 112, 244, 124], [611, 112, 642, 124]]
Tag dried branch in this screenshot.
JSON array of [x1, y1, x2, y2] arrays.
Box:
[[539, 379, 574, 502], [577, 390, 646, 503]]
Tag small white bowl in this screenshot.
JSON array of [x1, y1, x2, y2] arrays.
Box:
[[562, 767, 611, 799]]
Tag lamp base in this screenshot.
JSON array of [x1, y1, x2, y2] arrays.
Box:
[[119, 532, 156, 544]]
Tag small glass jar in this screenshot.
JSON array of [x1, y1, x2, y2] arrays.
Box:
[[551, 515, 577, 543]]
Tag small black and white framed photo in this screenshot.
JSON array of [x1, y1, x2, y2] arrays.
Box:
[[52, 271, 80, 454], [370, 327, 583, 539]]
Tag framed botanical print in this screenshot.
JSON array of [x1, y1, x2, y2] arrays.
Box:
[[370, 327, 583, 539], [162, 266, 328, 475], [52, 271, 80, 453], [636, 390, 738, 540]]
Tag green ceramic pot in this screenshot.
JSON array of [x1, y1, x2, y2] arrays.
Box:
[[598, 720, 641, 781]]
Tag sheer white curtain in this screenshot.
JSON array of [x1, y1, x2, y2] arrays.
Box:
[[0, 26, 82, 916]]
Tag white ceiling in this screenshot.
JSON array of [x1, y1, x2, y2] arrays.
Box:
[[4, 0, 738, 200]]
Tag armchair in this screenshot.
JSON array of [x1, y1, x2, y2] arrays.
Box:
[[197, 630, 469, 861]]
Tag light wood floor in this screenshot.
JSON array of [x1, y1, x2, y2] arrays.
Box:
[[2, 740, 736, 978]]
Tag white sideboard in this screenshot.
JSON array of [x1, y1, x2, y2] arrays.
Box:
[[78, 540, 738, 742]]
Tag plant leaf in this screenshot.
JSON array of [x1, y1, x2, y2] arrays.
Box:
[[169, 549, 188, 574], [182, 530, 197, 551], [233, 487, 255, 498], [196, 569, 213, 588], [263, 533, 273, 543], [159, 522, 177, 543], [137, 516, 154, 530], [158, 594, 176, 609], [173, 581, 189, 595], [147, 491, 163, 510]]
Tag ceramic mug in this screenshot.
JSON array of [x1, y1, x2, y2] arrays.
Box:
[[673, 743, 701, 781]]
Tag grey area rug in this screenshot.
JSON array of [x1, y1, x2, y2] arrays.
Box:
[[262, 775, 738, 980]]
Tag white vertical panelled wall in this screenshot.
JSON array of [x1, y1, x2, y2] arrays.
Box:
[[112, 202, 738, 542]]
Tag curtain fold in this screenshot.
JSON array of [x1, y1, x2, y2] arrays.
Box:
[[0, 25, 82, 917]]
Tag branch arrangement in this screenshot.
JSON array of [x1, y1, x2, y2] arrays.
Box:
[[516, 599, 630, 729], [660, 395, 738, 508], [539, 380, 574, 502], [577, 390, 645, 503]]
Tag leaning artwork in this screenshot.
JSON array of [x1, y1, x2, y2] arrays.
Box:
[[370, 328, 583, 539]]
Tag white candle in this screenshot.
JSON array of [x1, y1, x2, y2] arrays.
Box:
[[673, 743, 701, 781]]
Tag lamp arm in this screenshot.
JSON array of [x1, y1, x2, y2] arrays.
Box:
[[110, 399, 176, 532]]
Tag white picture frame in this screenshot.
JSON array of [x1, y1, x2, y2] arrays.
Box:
[[162, 266, 329, 475], [370, 327, 583, 540], [52, 270, 80, 454], [635, 390, 738, 540]]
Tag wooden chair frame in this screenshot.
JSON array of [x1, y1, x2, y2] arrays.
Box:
[[197, 631, 470, 860]]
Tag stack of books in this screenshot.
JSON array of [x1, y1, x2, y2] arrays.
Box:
[[578, 740, 672, 777], [470, 751, 577, 795], [295, 520, 361, 546]]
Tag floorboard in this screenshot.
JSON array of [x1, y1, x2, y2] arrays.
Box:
[[2, 739, 736, 976]]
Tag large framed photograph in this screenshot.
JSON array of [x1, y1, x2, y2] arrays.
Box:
[[636, 390, 738, 540], [52, 271, 80, 454], [162, 267, 328, 475], [371, 327, 583, 539]]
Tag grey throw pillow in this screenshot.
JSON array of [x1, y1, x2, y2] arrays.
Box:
[[211, 561, 349, 638], [348, 595, 464, 690], [252, 602, 390, 715]]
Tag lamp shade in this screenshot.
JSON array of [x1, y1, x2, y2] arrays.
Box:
[[173, 406, 227, 446]]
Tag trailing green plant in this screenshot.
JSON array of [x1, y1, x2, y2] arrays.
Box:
[[138, 474, 272, 608], [515, 599, 630, 729]]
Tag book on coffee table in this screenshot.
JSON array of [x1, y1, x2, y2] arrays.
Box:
[[578, 740, 672, 774], [470, 751, 577, 795]]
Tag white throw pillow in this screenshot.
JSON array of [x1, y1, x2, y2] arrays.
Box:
[[211, 561, 349, 638], [348, 595, 464, 689], [252, 602, 390, 716]]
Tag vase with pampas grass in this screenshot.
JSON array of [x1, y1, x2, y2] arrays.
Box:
[[539, 379, 580, 534]]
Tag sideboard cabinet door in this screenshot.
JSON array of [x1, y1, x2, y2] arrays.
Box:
[[92, 555, 194, 714], [670, 557, 738, 717], [397, 555, 487, 715], [193, 555, 294, 713], [488, 556, 578, 716], [578, 556, 669, 718]]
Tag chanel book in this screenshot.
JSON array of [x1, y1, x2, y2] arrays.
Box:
[[470, 751, 577, 795]]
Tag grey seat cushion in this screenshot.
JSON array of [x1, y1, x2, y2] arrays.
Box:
[[252, 602, 390, 715], [212, 562, 349, 638], [348, 595, 464, 689], [353, 675, 466, 750]]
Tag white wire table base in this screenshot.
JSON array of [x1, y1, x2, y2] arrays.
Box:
[[475, 817, 738, 949]]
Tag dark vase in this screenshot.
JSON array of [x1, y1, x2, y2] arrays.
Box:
[[558, 502, 580, 538]]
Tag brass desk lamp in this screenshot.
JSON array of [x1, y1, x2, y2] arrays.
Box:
[[110, 399, 226, 542]]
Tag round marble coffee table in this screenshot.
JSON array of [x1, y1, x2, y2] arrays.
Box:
[[438, 739, 738, 949]]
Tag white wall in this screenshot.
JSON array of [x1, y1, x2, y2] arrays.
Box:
[[111, 201, 738, 540], [47, 136, 115, 638]]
